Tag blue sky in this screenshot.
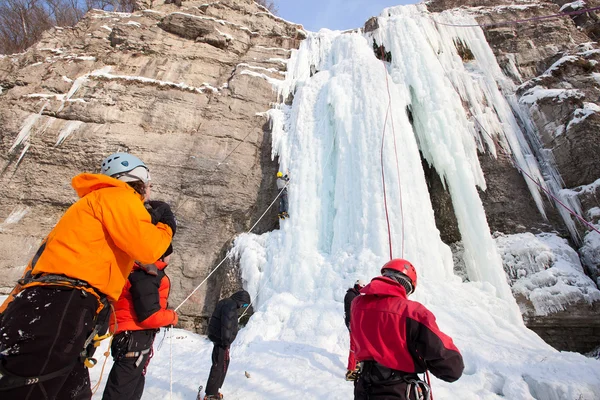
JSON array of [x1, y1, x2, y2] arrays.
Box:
[[275, 0, 418, 32]]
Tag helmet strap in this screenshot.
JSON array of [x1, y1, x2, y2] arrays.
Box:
[[382, 270, 414, 295]]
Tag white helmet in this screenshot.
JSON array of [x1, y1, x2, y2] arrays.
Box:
[[101, 153, 150, 183]]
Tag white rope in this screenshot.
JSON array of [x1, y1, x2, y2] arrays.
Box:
[[174, 182, 289, 312], [170, 326, 173, 400]]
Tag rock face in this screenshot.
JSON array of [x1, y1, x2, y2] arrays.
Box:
[[424, 0, 600, 352], [0, 0, 305, 332]]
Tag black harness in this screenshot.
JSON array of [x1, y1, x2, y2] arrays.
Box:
[[359, 361, 431, 400], [0, 274, 110, 391]]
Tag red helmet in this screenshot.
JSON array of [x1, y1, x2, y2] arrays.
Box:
[[381, 259, 417, 290]]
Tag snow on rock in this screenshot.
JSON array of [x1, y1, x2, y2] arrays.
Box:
[[566, 102, 600, 131], [519, 86, 586, 105], [495, 232, 600, 316], [561, 0, 587, 11]]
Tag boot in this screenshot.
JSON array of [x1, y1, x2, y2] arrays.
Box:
[[278, 213, 285, 220], [203, 395, 223, 400]]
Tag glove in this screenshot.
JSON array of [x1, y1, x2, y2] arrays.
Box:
[[147, 200, 177, 235], [171, 311, 178, 326]]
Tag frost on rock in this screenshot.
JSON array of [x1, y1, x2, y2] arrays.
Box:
[[495, 232, 600, 316], [0, 207, 29, 232]]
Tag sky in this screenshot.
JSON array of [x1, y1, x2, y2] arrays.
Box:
[[275, 0, 419, 32]]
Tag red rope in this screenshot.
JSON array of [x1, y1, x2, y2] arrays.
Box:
[[426, 370, 434, 400], [378, 44, 407, 260], [381, 99, 394, 260], [384, 67, 406, 259], [433, 5, 600, 29], [472, 119, 600, 236]]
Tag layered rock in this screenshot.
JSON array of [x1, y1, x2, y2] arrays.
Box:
[[0, 0, 305, 331]]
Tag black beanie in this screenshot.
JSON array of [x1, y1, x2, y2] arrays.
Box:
[[231, 290, 251, 307]]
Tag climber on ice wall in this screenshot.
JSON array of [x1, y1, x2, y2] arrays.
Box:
[[276, 171, 290, 219]]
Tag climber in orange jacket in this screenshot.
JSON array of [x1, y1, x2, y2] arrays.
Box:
[[102, 217, 178, 400], [0, 153, 175, 400]]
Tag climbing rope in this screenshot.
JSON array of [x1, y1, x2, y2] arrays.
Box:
[[90, 304, 117, 395], [175, 129, 256, 213], [433, 5, 600, 29], [378, 45, 406, 260], [174, 182, 290, 312], [170, 326, 173, 400]]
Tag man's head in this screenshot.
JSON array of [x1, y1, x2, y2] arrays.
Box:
[[231, 290, 251, 308], [101, 152, 151, 200], [277, 171, 283, 178], [354, 279, 366, 290], [380, 259, 417, 296]]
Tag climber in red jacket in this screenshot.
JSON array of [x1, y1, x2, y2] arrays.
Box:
[[102, 201, 179, 400], [350, 259, 464, 399]]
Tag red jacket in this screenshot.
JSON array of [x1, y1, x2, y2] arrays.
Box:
[[111, 260, 178, 334], [350, 276, 464, 382]]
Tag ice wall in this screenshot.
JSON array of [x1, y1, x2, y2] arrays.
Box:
[[231, 4, 600, 399]]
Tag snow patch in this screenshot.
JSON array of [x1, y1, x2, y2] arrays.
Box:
[[519, 86, 585, 104], [566, 102, 600, 131], [496, 232, 600, 316], [561, 1, 586, 12]]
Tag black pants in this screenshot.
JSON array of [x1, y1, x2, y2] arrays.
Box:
[[0, 286, 98, 400], [205, 344, 230, 396], [279, 192, 288, 214], [102, 330, 156, 400]]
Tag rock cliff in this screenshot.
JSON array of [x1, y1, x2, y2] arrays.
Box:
[[0, 0, 304, 332], [424, 0, 600, 352]]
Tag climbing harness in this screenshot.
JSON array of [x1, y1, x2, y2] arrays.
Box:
[[358, 361, 431, 400], [0, 280, 113, 392], [433, 5, 600, 29]]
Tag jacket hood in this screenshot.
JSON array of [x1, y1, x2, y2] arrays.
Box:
[[231, 290, 251, 307], [72, 173, 141, 199], [360, 276, 408, 298]]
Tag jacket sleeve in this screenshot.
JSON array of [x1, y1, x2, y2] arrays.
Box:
[[139, 272, 178, 328], [344, 291, 353, 329], [407, 307, 464, 382], [220, 302, 239, 347], [97, 188, 173, 264], [139, 308, 178, 328]]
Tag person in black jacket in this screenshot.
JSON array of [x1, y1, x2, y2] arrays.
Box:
[[203, 290, 251, 400], [344, 280, 365, 381]]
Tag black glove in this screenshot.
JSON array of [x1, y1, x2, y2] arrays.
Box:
[[147, 200, 177, 235]]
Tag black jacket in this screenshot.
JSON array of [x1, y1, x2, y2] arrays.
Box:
[[344, 286, 361, 330], [129, 265, 167, 322], [207, 290, 250, 347]]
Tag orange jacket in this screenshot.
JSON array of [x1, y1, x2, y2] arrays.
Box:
[[112, 260, 178, 333], [1, 173, 172, 307]]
